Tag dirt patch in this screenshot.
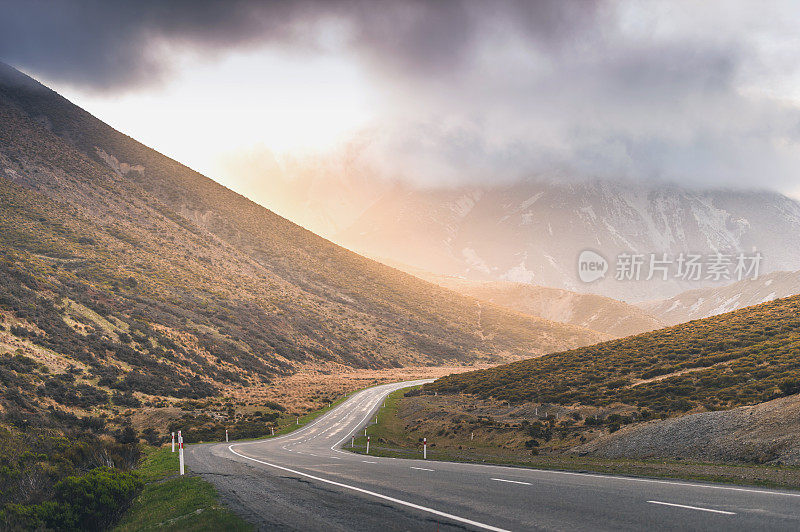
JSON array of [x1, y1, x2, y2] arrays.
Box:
[[575, 393, 800, 465]]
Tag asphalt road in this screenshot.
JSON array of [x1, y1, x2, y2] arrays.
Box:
[[187, 380, 800, 531]]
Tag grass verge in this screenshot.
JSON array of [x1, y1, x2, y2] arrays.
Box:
[[116, 388, 367, 530], [113, 446, 251, 532], [348, 389, 800, 491]]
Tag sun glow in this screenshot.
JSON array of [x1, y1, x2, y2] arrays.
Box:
[[49, 47, 373, 177]]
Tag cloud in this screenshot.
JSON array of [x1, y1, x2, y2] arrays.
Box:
[[2, 0, 800, 192]]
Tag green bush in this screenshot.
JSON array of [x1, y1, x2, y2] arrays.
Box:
[[4, 467, 142, 531]]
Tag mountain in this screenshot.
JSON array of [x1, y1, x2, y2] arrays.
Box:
[[639, 269, 800, 325], [333, 180, 800, 301], [0, 62, 608, 405], [427, 293, 800, 414], [396, 269, 664, 337]]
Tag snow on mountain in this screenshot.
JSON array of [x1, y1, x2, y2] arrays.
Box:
[[335, 180, 800, 301], [639, 270, 800, 325]]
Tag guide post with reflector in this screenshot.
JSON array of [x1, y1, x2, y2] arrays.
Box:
[[178, 432, 185, 475]]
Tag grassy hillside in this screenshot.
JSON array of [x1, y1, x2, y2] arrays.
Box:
[[428, 294, 800, 413], [0, 62, 606, 527], [0, 62, 607, 397]]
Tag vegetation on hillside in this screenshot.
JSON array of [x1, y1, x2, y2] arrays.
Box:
[[0, 61, 606, 393], [428, 295, 800, 413]]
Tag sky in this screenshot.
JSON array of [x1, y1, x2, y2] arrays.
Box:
[[2, 0, 800, 198]]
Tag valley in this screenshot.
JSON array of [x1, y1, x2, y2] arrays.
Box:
[[3, 4, 800, 528]]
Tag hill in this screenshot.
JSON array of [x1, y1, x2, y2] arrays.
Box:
[[0, 61, 607, 403], [408, 273, 664, 337], [0, 62, 606, 526], [428, 294, 800, 414], [639, 270, 800, 325]]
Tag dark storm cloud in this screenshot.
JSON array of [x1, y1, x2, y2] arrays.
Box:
[[0, 0, 330, 89], [0, 0, 604, 90]]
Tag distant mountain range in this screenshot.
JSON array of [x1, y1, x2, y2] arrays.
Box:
[[639, 269, 800, 325], [333, 181, 800, 302], [428, 292, 800, 415], [0, 62, 606, 405], [395, 267, 664, 338]]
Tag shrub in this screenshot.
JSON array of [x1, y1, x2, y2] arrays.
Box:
[[4, 467, 142, 531]]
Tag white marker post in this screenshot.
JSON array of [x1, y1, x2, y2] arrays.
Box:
[[364, 427, 367, 436], [296, 417, 299, 425], [178, 434, 185, 475], [423, 438, 427, 459], [271, 427, 275, 436], [470, 432, 474, 441], [351, 435, 355, 448], [225, 429, 229, 442], [366, 436, 370, 455], [171, 432, 175, 452]]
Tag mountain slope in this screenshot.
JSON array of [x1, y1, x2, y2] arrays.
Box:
[[0, 62, 607, 404], [639, 270, 800, 325], [575, 393, 800, 464], [399, 270, 664, 337], [428, 294, 800, 414], [334, 181, 800, 301]]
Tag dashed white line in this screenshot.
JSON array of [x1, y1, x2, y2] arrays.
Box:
[[491, 478, 532, 486], [362, 460, 377, 464], [647, 501, 736, 515], [411, 467, 435, 472], [228, 445, 510, 532]]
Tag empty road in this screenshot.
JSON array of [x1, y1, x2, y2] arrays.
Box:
[[187, 380, 800, 531]]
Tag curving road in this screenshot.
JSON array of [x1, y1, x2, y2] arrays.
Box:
[[187, 380, 800, 531]]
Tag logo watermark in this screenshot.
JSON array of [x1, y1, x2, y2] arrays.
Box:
[[577, 251, 762, 283], [577, 250, 608, 283]]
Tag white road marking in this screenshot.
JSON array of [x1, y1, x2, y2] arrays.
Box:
[[362, 460, 377, 464], [411, 467, 435, 472], [491, 478, 532, 486], [228, 445, 510, 532], [511, 468, 800, 498], [647, 501, 736, 515]]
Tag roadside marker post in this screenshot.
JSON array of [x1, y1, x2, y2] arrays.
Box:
[[178, 433, 185, 475], [366, 436, 370, 455], [297, 417, 299, 425], [271, 427, 275, 436], [225, 429, 229, 442], [364, 427, 367, 436], [423, 437, 427, 460], [351, 435, 355, 447], [171, 432, 175, 452], [470, 432, 474, 441]]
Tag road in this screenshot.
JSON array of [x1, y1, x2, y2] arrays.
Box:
[[187, 380, 800, 531]]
